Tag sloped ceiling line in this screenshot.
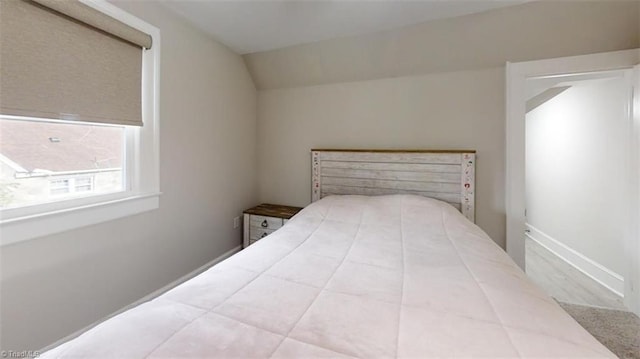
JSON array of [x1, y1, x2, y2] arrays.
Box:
[[526, 86, 571, 114], [242, 1, 639, 90]]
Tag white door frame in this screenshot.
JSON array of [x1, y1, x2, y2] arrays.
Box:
[[505, 48, 640, 313], [629, 63, 640, 314]]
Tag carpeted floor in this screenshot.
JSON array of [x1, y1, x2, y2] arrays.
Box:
[[559, 301, 640, 359]]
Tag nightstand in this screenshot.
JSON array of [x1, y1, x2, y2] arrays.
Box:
[[243, 203, 303, 248]]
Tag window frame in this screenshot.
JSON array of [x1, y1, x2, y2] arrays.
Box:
[[0, 0, 161, 246]]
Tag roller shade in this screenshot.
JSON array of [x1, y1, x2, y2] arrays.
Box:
[[0, 0, 151, 126]]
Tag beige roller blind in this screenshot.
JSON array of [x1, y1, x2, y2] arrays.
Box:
[[0, 0, 151, 126], [31, 0, 152, 49]]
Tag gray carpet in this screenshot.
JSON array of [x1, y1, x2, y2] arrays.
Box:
[[559, 301, 640, 359]]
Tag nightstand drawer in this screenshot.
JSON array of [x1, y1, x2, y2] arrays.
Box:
[[249, 215, 283, 230], [243, 203, 303, 249], [249, 227, 277, 241]]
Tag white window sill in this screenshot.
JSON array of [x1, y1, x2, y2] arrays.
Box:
[[0, 192, 161, 246]]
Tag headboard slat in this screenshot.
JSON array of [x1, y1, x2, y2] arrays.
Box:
[[315, 151, 463, 164], [320, 161, 461, 173], [321, 168, 460, 183]]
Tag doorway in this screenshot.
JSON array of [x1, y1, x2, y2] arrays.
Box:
[[505, 48, 640, 315], [524, 70, 631, 310]]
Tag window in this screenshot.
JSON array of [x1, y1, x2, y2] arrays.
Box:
[[1, 118, 124, 207], [49, 179, 70, 196], [48, 176, 96, 196], [0, 0, 160, 246], [74, 177, 94, 193]]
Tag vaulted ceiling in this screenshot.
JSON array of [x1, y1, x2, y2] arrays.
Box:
[[159, 1, 640, 90], [159, 1, 527, 54], [241, 1, 640, 89]]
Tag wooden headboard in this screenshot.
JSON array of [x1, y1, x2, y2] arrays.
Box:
[[311, 149, 476, 222]]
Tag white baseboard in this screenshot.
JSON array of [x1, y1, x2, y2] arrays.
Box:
[[40, 245, 242, 353], [526, 223, 624, 297]]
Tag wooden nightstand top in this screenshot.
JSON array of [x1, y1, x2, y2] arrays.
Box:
[[243, 203, 303, 219]]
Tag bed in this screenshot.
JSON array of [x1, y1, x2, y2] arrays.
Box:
[[43, 150, 614, 358]]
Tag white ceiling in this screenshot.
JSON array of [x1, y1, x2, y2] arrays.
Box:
[[160, 1, 528, 55]]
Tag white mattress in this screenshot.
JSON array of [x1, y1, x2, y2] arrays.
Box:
[[43, 195, 614, 358]]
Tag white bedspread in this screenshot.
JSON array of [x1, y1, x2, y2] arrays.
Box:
[[44, 195, 614, 358]]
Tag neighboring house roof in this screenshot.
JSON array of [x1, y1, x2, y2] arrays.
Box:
[[0, 119, 123, 173]]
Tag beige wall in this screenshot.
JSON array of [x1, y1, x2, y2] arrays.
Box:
[[254, 0, 640, 248], [258, 68, 505, 243], [0, 1, 258, 351]]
